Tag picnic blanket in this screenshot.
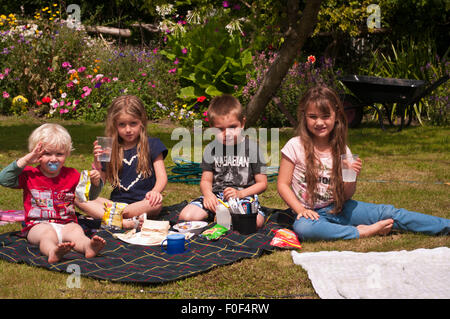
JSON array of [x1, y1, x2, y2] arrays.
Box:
[[0, 202, 297, 284], [292, 247, 450, 299]]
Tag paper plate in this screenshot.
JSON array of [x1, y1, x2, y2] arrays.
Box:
[[173, 221, 208, 234]]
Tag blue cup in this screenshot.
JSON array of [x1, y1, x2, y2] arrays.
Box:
[[161, 233, 190, 254]]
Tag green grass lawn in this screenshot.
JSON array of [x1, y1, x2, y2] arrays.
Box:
[[0, 116, 449, 299]]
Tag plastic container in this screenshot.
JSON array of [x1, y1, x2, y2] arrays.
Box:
[[231, 213, 257, 235], [215, 203, 232, 230]]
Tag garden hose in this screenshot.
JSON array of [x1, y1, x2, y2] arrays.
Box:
[[167, 158, 279, 184]]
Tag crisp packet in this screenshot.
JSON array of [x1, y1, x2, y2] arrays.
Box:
[[200, 224, 228, 240], [75, 170, 91, 202], [270, 228, 302, 249]]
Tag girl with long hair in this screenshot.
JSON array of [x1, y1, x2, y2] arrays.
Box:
[[76, 95, 168, 230], [277, 86, 449, 241]]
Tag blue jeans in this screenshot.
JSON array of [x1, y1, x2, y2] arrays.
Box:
[[293, 200, 450, 241]]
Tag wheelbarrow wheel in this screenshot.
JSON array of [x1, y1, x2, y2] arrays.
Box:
[[340, 94, 363, 128]]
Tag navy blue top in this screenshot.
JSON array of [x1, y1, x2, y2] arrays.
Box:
[[109, 137, 168, 204]]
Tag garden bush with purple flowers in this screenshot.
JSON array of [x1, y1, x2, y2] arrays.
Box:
[[0, 8, 182, 122]]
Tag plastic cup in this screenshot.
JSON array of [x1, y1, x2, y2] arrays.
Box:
[[341, 154, 358, 182], [97, 137, 113, 162], [161, 233, 191, 255]]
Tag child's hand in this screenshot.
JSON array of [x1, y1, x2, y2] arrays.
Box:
[[17, 142, 44, 168], [223, 187, 242, 201], [351, 157, 363, 177], [297, 208, 320, 220], [92, 140, 102, 170], [145, 190, 163, 207], [203, 193, 219, 213], [89, 169, 101, 187]]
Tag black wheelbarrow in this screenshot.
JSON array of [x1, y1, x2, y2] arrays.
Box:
[[340, 74, 449, 130]]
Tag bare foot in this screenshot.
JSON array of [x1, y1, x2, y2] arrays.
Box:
[[85, 235, 106, 258], [48, 242, 75, 263], [357, 219, 394, 238]]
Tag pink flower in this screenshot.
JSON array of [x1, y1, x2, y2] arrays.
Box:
[[223, 1, 230, 8], [62, 62, 72, 68], [181, 48, 188, 54], [168, 68, 177, 74], [4, 68, 10, 75], [141, 73, 147, 76], [112, 77, 118, 81], [2, 91, 9, 98], [59, 108, 69, 114], [174, 58, 179, 65], [0, 74, 4, 80], [59, 100, 65, 106], [153, 48, 158, 54], [67, 82, 74, 88], [77, 66, 86, 73]]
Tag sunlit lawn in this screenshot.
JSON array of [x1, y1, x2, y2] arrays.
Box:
[[0, 116, 448, 298]]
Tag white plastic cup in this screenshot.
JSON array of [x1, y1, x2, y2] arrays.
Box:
[[341, 154, 358, 182], [97, 137, 113, 162]]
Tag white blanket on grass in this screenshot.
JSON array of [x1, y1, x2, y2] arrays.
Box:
[[291, 247, 450, 299]]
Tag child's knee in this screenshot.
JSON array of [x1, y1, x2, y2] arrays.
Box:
[[179, 204, 207, 221], [293, 218, 323, 241]]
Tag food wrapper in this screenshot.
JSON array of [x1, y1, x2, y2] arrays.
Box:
[[101, 201, 127, 230], [200, 224, 228, 240], [75, 170, 91, 202], [270, 228, 302, 249]]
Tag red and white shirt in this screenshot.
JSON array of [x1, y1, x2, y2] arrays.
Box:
[[18, 165, 80, 234]]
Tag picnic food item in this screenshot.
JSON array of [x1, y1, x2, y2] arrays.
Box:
[[141, 220, 170, 242], [75, 170, 92, 202], [270, 228, 302, 249], [101, 201, 127, 230], [200, 224, 228, 240], [173, 221, 208, 234], [140, 220, 170, 245]]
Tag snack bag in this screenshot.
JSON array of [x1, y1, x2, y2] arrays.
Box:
[[200, 224, 228, 240], [101, 201, 127, 230], [75, 170, 91, 203], [270, 228, 302, 249]]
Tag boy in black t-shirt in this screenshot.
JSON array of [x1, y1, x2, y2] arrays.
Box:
[[178, 95, 268, 228]]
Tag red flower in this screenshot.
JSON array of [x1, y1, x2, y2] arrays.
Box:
[[197, 96, 206, 103], [41, 96, 51, 103], [36, 101, 42, 106], [307, 55, 316, 64]]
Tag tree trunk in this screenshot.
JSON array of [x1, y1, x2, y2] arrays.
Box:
[[245, 0, 323, 127]]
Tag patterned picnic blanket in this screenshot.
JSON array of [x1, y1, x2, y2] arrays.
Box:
[[0, 202, 296, 284]]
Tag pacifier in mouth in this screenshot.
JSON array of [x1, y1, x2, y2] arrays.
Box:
[[47, 162, 60, 172]]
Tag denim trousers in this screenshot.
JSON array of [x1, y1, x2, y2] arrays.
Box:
[[293, 200, 450, 241]]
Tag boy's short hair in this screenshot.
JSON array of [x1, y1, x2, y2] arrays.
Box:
[[28, 123, 73, 155], [207, 94, 245, 125]]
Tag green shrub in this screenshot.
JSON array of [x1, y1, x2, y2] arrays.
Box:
[[0, 9, 180, 122]]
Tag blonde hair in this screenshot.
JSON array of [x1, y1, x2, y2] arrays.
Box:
[[296, 86, 348, 214], [104, 95, 151, 188], [207, 94, 245, 125], [28, 123, 73, 155]]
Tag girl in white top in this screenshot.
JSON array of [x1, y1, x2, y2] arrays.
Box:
[[277, 85, 449, 241]]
